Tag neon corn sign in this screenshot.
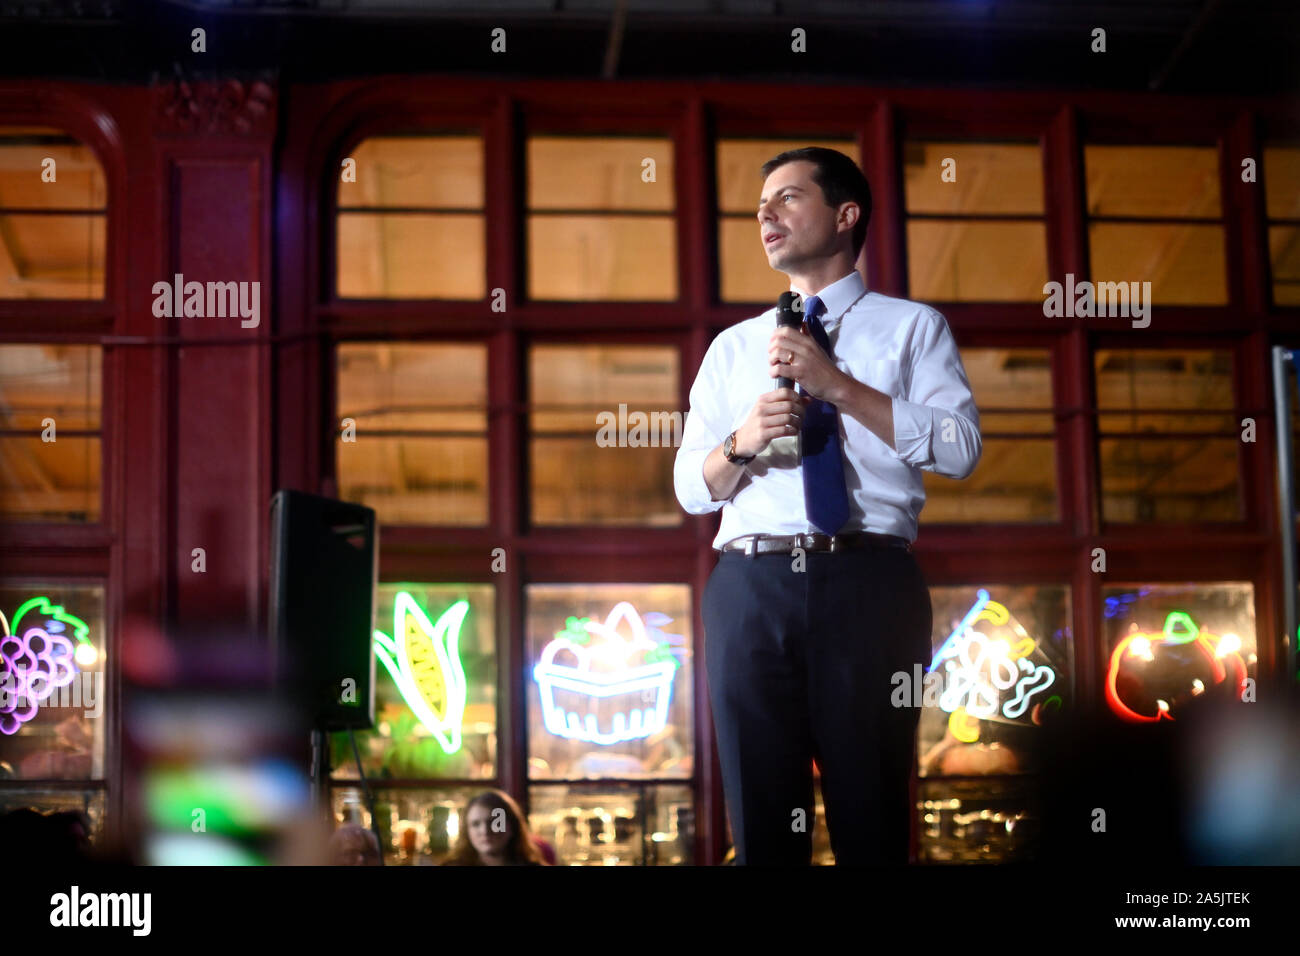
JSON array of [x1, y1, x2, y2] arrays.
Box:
[[373, 593, 469, 754]]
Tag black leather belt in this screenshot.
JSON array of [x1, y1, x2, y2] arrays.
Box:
[[721, 531, 910, 556]]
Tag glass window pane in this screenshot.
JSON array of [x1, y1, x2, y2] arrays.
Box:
[[907, 221, 1048, 301], [526, 215, 677, 301], [529, 782, 693, 865], [334, 134, 484, 299], [0, 788, 106, 846], [331, 584, 496, 783], [0, 437, 100, 523], [0, 213, 105, 300], [917, 777, 1037, 863], [716, 138, 857, 304], [1085, 145, 1221, 218], [336, 213, 485, 299], [0, 584, 106, 779], [1263, 147, 1300, 221], [0, 345, 100, 430], [0, 126, 106, 210], [0, 344, 101, 522], [0, 127, 106, 300], [527, 583, 693, 780], [331, 784, 482, 865], [336, 342, 488, 527], [1269, 224, 1300, 306], [527, 135, 676, 301], [530, 344, 681, 527], [338, 135, 482, 210], [1095, 348, 1239, 522], [1088, 222, 1227, 305], [1101, 583, 1255, 724], [528, 136, 673, 211], [923, 348, 1057, 523], [904, 142, 1044, 215], [918, 584, 1073, 778]]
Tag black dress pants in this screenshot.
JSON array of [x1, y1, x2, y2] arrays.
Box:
[[702, 546, 932, 865]]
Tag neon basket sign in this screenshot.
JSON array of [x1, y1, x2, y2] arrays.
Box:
[[534, 602, 683, 746]]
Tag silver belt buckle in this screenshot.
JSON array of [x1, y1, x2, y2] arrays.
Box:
[[796, 532, 814, 552], [744, 535, 759, 557]]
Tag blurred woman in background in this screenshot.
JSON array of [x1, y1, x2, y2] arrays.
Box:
[[440, 789, 550, 866]]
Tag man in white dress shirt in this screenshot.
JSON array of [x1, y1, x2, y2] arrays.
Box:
[[674, 147, 981, 864]]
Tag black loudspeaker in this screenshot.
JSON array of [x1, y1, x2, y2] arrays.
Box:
[[269, 490, 377, 731]]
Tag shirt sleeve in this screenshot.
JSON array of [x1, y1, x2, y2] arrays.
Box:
[[890, 308, 982, 479], [673, 333, 733, 515]]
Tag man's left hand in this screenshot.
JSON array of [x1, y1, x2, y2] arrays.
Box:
[[769, 326, 848, 403]]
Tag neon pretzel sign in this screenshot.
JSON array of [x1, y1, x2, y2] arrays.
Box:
[[0, 597, 94, 736], [534, 602, 683, 745], [372, 593, 469, 754], [929, 589, 1058, 742]]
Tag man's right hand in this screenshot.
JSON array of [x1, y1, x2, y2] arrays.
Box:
[[732, 387, 808, 458]]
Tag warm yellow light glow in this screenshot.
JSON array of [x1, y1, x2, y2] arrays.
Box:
[[1129, 636, 1155, 661], [1217, 633, 1241, 656], [73, 643, 98, 667]]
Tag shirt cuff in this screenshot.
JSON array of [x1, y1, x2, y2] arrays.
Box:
[[890, 395, 935, 468], [673, 444, 727, 515]]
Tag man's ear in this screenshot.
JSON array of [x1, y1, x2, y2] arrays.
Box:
[[839, 201, 859, 231]]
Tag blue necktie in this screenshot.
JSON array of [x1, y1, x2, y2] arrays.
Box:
[[799, 295, 850, 536]]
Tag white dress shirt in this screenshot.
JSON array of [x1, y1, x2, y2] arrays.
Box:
[[673, 269, 981, 549]]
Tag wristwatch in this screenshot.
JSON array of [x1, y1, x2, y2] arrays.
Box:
[[723, 431, 754, 465]]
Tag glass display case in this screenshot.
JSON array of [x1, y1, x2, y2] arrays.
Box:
[[331, 785, 481, 866], [528, 782, 694, 866], [916, 778, 1038, 863]]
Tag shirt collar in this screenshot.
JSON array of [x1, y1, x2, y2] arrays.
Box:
[[790, 270, 866, 331]]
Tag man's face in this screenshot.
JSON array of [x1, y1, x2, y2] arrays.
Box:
[[757, 160, 845, 273]]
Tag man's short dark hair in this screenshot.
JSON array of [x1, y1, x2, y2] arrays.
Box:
[[760, 147, 872, 260]]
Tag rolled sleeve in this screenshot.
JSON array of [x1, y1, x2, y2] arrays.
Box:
[[891, 310, 982, 479], [674, 337, 732, 515]]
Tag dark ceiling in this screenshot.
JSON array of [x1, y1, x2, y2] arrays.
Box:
[[0, 0, 1297, 95]]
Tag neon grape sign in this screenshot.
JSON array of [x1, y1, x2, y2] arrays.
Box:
[[0, 597, 95, 736], [534, 602, 682, 745], [373, 593, 469, 754]]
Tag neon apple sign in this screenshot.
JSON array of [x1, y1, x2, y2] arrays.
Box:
[[1105, 610, 1248, 723], [372, 593, 469, 754], [0, 597, 94, 736], [534, 602, 681, 745]]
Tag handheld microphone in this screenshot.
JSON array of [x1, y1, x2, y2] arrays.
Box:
[[775, 292, 803, 390]]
